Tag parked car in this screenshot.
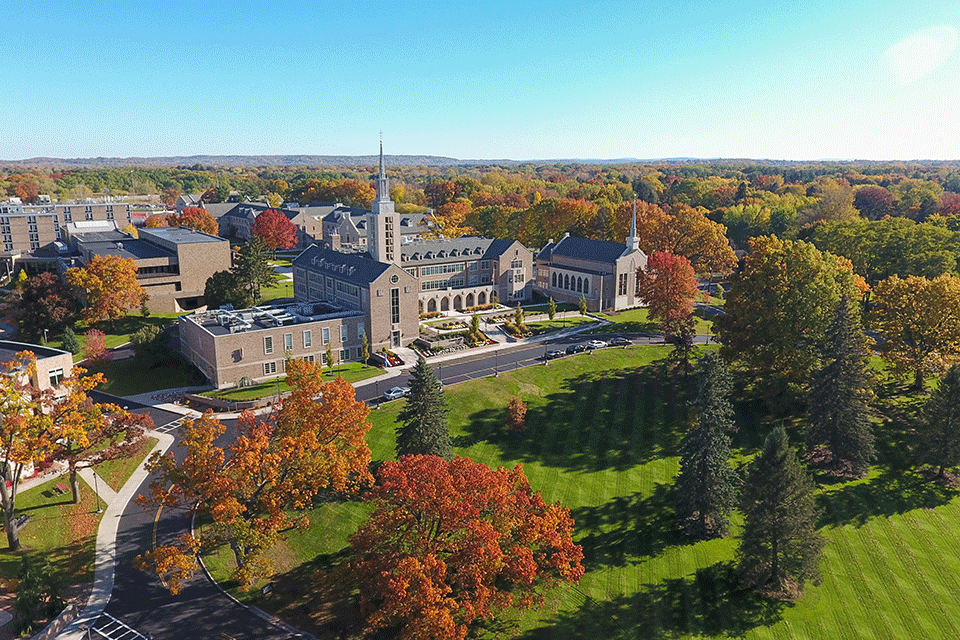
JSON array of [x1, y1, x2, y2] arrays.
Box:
[[383, 386, 410, 400], [609, 336, 632, 346], [566, 343, 587, 354], [586, 339, 608, 350], [545, 349, 564, 360]]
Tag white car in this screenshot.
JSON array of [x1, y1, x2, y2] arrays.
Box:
[[383, 386, 410, 400], [586, 339, 607, 350]]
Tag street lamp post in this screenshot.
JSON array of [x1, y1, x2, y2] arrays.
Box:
[[494, 349, 499, 377], [92, 470, 102, 513], [375, 379, 380, 409], [43, 328, 48, 345]]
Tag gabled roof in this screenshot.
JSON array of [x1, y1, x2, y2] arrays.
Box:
[[548, 236, 632, 265], [293, 244, 392, 285]]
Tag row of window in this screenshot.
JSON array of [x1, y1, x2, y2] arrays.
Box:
[[421, 277, 465, 291], [552, 271, 590, 295], [263, 325, 361, 355], [420, 262, 465, 276]]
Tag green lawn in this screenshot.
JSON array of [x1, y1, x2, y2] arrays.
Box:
[[525, 316, 596, 334], [592, 307, 714, 335], [203, 346, 960, 639], [259, 279, 294, 303], [200, 364, 386, 401], [86, 353, 208, 397]]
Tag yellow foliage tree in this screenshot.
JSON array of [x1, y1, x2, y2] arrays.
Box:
[[869, 274, 960, 389], [65, 254, 148, 326]]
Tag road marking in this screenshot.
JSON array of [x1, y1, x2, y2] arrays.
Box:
[[91, 612, 152, 638]]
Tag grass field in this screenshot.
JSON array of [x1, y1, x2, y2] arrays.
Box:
[[85, 352, 208, 397], [591, 307, 714, 335], [204, 345, 960, 639], [199, 363, 385, 401]]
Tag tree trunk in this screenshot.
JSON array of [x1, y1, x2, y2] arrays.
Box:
[[770, 533, 779, 587], [70, 467, 81, 504], [914, 369, 925, 391], [0, 486, 19, 551]]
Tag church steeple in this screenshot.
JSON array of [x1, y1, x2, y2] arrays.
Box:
[[375, 140, 390, 203], [627, 199, 640, 252]]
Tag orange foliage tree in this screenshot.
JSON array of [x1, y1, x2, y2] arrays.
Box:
[[166, 206, 218, 235], [66, 254, 148, 326], [505, 396, 527, 433], [629, 201, 737, 275], [143, 213, 167, 228], [350, 455, 584, 640], [637, 251, 699, 324], [135, 359, 373, 591], [251, 208, 298, 254]]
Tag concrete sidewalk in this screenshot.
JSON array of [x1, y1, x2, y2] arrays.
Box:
[[57, 431, 176, 640]]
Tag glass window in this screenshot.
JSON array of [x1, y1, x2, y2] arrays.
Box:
[[322, 327, 330, 344], [264, 336, 273, 354], [49, 368, 64, 387], [303, 330, 312, 348], [264, 361, 277, 375], [341, 324, 348, 343]]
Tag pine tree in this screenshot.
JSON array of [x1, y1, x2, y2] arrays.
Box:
[[806, 296, 875, 477], [920, 364, 960, 479], [738, 426, 825, 596], [396, 356, 453, 460], [675, 352, 739, 538], [60, 327, 81, 355]]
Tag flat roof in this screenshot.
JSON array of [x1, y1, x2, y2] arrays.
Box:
[[82, 239, 171, 260], [140, 226, 226, 244], [184, 301, 364, 337], [0, 340, 71, 364]]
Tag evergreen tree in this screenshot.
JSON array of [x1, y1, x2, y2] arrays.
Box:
[[234, 237, 279, 303], [60, 327, 81, 355], [738, 427, 825, 596], [578, 293, 587, 316], [806, 296, 875, 477], [920, 364, 960, 479], [675, 352, 739, 538], [548, 296, 556, 321], [396, 356, 453, 460]]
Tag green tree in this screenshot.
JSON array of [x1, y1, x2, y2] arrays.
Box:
[[60, 326, 81, 354], [234, 237, 280, 303], [714, 235, 862, 410], [738, 427, 825, 596], [131, 324, 165, 363], [396, 356, 452, 460], [578, 293, 587, 316], [361, 333, 370, 366], [920, 364, 960, 479], [806, 296, 875, 477], [514, 301, 525, 328], [675, 352, 739, 538], [470, 314, 481, 344], [548, 296, 556, 321], [203, 270, 253, 310]]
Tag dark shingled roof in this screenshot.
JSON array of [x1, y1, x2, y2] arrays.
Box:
[[549, 236, 629, 264], [399, 236, 519, 265], [294, 244, 391, 285]]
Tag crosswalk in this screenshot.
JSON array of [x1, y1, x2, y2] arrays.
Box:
[[153, 417, 188, 434], [88, 612, 152, 639]]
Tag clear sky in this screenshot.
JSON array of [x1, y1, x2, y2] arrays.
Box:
[[3, 1, 960, 161]]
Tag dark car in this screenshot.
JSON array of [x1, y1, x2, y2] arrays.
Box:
[[566, 343, 587, 354], [545, 349, 564, 360], [609, 336, 632, 346]]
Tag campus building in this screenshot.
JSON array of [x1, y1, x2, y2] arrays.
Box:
[[0, 340, 73, 394], [62, 223, 232, 314], [533, 205, 647, 312]]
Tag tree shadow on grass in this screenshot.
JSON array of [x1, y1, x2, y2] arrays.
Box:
[[459, 363, 696, 473], [522, 562, 785, 639], [572, 483, 693, 569], [817, 467, 959, 529]]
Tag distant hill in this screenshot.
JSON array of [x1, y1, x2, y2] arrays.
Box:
[[2, 154, 958, 169]]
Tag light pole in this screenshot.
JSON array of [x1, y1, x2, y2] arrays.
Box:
[[92, 470, 102, 513], [43, 328, 48, 345], [494, 349, 499, 377], [375, 379, 380, 409]]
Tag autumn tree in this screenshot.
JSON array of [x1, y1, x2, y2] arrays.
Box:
[[349, 455, 584, 640], [627, 201, 737, 275], [396, 356, 452, 460], [136, 359, 373, 590], [143, 213, 167, 228], [714, 236, 863, 409], [868, 274, 960, 389], [738, 426, 825, 597], [505, 396, 527, 433], [675, 352, 739, 538], [82, 329, 111, 365], [166, 206, 218, 235], [854, 185, 895, 220], [66, 254, 148, 326], [251, 209, 298, 255], [806, 296, 875, 477], [919, 364, 960, 479], [637, 251, 699, 324], [13, 272, 79, 343]]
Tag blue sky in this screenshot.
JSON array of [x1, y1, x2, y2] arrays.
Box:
[[3, 1, 960, 161]]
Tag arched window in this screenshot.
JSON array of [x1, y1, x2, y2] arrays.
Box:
[[583, 278, 589, 295], [577, 277, 583, 293], [564, 274, 570, 289], [552, 272, 557, 287]]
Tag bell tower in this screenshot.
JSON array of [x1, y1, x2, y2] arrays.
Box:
[[367, 141, 400, 264]]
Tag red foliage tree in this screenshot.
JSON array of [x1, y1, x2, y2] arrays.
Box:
[[350, 455, 584, 640], [166, 206, 218, 235], [251, 209, 298, 254], [637, 251, 699, 324], [82, 329, 111, 365], [938, 192, 960, 217], [161, 187, 181, 209], [854, 185, 895, 220]]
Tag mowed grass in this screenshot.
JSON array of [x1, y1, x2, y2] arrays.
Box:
[[591, 307, 714, 335], [206, 346, 960, 639]]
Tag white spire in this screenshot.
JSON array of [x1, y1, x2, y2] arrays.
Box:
[[376, 139, 390, 203], [627, 199, 640, 252]]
